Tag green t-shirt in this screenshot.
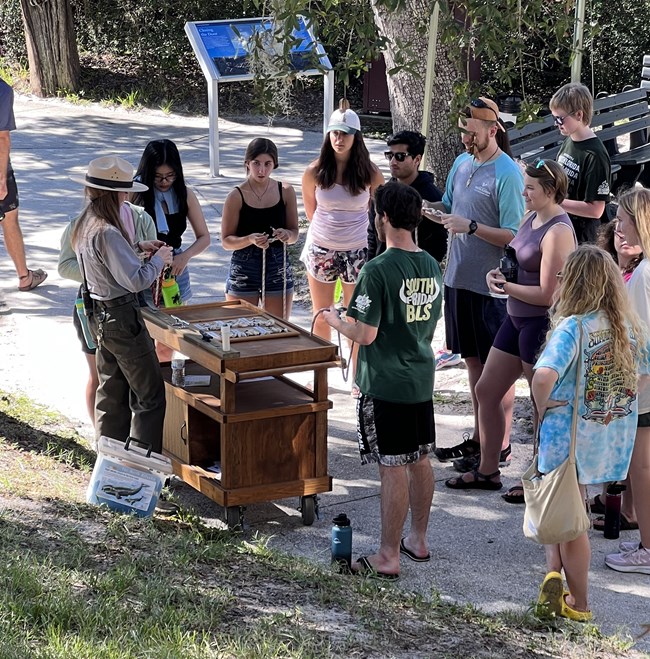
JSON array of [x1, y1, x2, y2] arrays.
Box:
[[347, 247, 442, 403]]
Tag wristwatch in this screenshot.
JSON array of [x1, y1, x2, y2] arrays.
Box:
[[467, 220, 478, 235]]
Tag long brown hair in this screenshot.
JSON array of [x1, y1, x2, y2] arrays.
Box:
[[315, 99, 374, 196], [71, 188, 129, 248], [549, 245, 643, 389]]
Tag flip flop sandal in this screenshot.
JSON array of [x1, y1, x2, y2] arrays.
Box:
[[593, 514, 638, 531], [501, 484, 525, 504], [353, 556, 399, 581], [445, 469, 502, 491], [18, 268, 48, 291], [536, 571, 564, 618], [399, 537, 430, 563]]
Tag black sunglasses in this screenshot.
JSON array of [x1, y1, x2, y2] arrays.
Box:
[[552, 112, 576, 127], [384, 151, 413, 162], [470, 98, 499, 121]]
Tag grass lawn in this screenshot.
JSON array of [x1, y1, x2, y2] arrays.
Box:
[[0, 392, 641, 658]]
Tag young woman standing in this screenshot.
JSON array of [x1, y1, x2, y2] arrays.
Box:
[[71, 156, 173, 452], [446, 159, 576, 490], [221, 138, 299, 318], [532, 245, 645, 619], [302, 100, 384, 395], [133, 139, 210, 303]]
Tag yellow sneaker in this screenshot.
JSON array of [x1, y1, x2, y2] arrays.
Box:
[[560, 596, 593, 622], [536, 571, 564, 617]]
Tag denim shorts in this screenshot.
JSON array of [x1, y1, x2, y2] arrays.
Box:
[[226, 244, 294, 295], [302, 242, 367, 284]]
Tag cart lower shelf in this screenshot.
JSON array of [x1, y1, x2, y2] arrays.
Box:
[[169, 458, 332, 528]]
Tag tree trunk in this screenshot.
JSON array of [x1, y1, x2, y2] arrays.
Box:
[[20, 0, 80, 96], [371, 0, 461, 186]]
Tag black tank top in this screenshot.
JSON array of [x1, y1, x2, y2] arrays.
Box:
[[235, 182, 286, 248], [158, 211, 186, 250]]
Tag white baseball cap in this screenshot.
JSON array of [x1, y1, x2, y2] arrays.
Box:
[[327, 107, 361, 134]]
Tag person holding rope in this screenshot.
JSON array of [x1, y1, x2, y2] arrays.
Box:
[[221, 138, 299, 319]]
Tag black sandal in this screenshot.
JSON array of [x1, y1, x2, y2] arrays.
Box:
[[445, 469, 502, 491], [434, 434, 480, 462], [502, 484, 525, 504]]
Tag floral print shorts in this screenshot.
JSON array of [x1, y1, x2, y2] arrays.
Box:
[[302, 243, 367, 284]]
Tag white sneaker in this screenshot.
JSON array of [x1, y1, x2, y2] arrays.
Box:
[[435, 350, 462, 369], [618, 540, 641, 553], [605, 546, 650, 574]]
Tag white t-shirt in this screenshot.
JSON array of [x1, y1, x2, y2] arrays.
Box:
[[627, 258, 650, 414]]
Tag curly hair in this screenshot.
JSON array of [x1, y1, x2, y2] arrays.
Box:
[[549, 245, 644, 390]]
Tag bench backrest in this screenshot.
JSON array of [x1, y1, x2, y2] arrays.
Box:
[[507, 87, 650, 162], [642, 54, 650, 89]]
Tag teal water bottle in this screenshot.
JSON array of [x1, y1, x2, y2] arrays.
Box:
[[331, 513, 352, 571], [161, 275, 182, 308]]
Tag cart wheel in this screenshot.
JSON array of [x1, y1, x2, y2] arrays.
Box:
[[226, 506, 243, 531], [300, 496, 316, 526]]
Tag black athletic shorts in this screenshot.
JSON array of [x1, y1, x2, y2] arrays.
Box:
[[492, 314, 549, 365], [0, 170, 19, 215], [444, 286, 507, 364], [357, 394, 435, 466]]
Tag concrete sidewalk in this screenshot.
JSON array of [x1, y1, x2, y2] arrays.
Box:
[[0, 94, 648, 653]]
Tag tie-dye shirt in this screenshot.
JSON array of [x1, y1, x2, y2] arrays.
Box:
[[534, 312, 640, 484]]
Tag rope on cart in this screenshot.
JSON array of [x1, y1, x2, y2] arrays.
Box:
[[311, 307, 353, 383]]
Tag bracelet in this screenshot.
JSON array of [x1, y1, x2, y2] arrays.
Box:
[[135, 241, 141, 251]]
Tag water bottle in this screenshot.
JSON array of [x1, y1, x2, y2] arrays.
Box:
[[171, 357, 185, 387], [603, 483, 626, 539], [331, 513, 352, 571], [161, 275, 182, 308]]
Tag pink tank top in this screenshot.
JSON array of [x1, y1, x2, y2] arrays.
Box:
[[309, 184, 370, 251]]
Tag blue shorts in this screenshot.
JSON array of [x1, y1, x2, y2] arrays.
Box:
[[226, 244, 294, 296], [492, 313, 549, 365], [173, 248, 192, 302]]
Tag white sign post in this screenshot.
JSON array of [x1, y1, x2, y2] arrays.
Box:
[[185, 17, 333, 177]]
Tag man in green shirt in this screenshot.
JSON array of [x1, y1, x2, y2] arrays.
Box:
[[323, 182, 442, 579]]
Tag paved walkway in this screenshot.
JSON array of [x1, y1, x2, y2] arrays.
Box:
[[0, 93, 648, 653]]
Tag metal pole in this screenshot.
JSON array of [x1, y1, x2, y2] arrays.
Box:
[[208, 79, 220, 177], [571, 0, 586, 83], [421, 2, 440, 169], [323, 69, 335, 136]]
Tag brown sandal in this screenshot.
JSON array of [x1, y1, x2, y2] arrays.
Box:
[[18, 268, 48, 291]]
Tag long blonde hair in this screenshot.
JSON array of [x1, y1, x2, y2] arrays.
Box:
[[618, 187, 650, 255], [549, 245, 643, 389]]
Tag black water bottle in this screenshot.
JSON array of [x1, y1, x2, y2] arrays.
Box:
[[603, 483, 626, 539]]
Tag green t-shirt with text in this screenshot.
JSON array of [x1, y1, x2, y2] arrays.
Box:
[[347, 248, 442, 403]]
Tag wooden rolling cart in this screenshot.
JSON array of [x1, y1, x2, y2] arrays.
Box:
[[142, 300, 340, 529]]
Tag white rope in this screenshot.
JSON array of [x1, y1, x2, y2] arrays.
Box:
[[282, 242, 287, 319], [261, 247, 267, 309]]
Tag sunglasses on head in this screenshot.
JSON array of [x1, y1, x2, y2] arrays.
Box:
[[384, 151, 413, 162], [534, 158, 555, 180], [470, 98, 499, 121], [552, 111, 576, 126]]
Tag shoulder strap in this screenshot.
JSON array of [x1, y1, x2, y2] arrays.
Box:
[[235, 186, 244, 202], [278, 180, 283, 201], [568, 321, 583, 464]]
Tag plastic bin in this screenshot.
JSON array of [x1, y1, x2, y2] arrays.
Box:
[[86, 436, 173, 517]]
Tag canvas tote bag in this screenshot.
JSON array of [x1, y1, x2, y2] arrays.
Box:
[[522, 323, 590, 545]]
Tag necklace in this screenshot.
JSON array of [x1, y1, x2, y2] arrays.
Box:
[[466, 146, 500, 188], [248, 178, 272, 203]]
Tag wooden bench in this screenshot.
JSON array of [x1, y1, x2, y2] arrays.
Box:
[[507, 87, 650, 192]]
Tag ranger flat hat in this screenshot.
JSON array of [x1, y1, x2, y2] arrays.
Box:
[[71, 156, 148, 192]]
